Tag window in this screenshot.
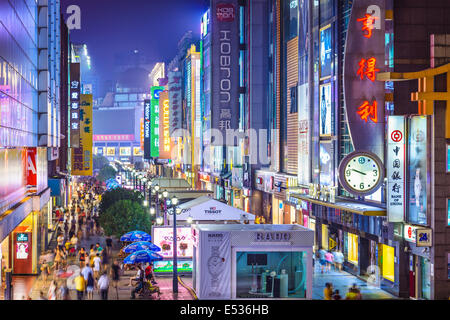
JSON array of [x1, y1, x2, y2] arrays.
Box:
[[447, 145, 450, 172], [447, 199, 450, 226], [235, 251, 307, 299], [381, 244, 395, 282], [289, 86, 298, 113], [347, 233, 358, 265]]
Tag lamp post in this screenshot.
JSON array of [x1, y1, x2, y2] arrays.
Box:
[[167, 196, 180, 294], [142, 177, 148, 206], [162, 190, 169, 225], [153, 184, 160, 222]]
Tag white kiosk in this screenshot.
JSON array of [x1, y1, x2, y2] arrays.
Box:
[[192, 224, 314, 300]]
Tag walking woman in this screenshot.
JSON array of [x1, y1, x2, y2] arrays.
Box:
[[78, 247, 87, 268]]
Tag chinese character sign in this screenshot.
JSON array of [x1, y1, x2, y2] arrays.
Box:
[[159, 91, 173, 159], [343, 0, 385, 159], [71, 94, 93, 176], [168, 71, 182, 135], [151, 86, 164, 157], [387, 116, 405, 222], [144, 100, 151, 160], [70, 63, 81, 148], [211, 0, 239, 145]]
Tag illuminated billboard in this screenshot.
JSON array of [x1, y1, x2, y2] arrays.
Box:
[[144, 100, 151, 159], [153, 227, 193, 259], [320, 24, 332, 79], [150, 86, 165, 157], [70, 63, 81, 148], [319, 83, 332, 136], [71, 94, 93, 176], [158, 91, 172, 159]]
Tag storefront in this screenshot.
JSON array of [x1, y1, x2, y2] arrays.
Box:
[[192, 224, 314, 300], [198, 172, 213, 192], [254, 170, 275, 223]]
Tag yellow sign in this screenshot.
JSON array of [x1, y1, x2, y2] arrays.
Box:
[[106, 147, 115, 156], [329, 238, 337, 251], [158, 91, 172, 159], [71, 94, 93, 176], [133, 147, 142, 156]]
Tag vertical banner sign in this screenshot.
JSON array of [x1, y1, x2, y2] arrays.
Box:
[[211, 0, 239, 145], [408, 116, 429, 225], [151, 86, 164, 157], [200, 231, 231, 299], [144, 100, 151, 160], [26, 147, 37, 190], [70, 63, 81, 148], [168, 71, 182, 135], [71, 94, 93, 176], [387, 116, 406, 222], [297, 0, 310, 185], [343, 0, 385, 159], [159, 91, 172, 159], [140, 118, 144, 151]]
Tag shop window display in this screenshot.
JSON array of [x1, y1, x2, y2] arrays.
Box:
[[347, 233, 358, 265], [235, 251, 307, 299], [381, 244, 394, 282]]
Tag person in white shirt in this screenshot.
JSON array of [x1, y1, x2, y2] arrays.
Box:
[[93, 253, 102, 279], [97, 272, 110, 300], [81, 264, 94, 282]]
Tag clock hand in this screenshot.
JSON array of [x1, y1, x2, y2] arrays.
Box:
[[351, 169, 367, 176]]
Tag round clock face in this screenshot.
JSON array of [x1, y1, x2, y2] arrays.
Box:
[[338, 151, 384, 196], [207, 256, 224, 276]]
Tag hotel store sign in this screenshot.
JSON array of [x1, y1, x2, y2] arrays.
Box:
[[211, 0, 239, 145], [254, 232, 291, 242]]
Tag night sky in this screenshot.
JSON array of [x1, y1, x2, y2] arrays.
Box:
[[60, 0, 209, 85]]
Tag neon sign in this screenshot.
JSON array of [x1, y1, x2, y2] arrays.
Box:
[[163, 99, 170, 152], [357, 14, 378, 38], [357, 100, 378, 123], [357, 57, 380, 81]]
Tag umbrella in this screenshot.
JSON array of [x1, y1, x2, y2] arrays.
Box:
[[120, 231, 151, 242], [123, 241, 161, 253], [123, 250, 163, 265]]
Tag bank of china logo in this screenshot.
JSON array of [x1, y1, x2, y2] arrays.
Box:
[[413, 129, 424, 143], [217, 3, 235, 22]]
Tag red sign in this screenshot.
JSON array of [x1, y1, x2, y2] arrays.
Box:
[[199, 173, 210, 182], [216, 3, 235, 22], [357, 14, 378, 39], [357, 57, 380, 82], [357, 100, 378, 123], [93, 134, 135, 141], [26, 148, 37, 187], [391, 130, 403, 143]]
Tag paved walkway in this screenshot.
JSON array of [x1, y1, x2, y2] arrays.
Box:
[[28, 231, 194, 300], [312, 264, 397, 300]]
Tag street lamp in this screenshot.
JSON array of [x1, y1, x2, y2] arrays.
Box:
[[152, 184, 160, 224], [150, 207, 156, 215], [167, 196, 180, 294], [142, 177, 148, 203], [162, 190, 169, 225]]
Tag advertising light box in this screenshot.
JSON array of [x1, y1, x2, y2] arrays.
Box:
[[153, 260, 193, 273], [153, 227, 193, 259]]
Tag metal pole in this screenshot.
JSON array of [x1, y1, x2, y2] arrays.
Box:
[[173, 206, 178, 293], [143, 182, 146, 202], [164, 198, 167, 226]]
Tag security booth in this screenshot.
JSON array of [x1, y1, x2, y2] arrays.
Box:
[[192, 224, 314, 300]]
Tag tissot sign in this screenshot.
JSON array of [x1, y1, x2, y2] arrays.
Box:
[[211, 0, 239, 145], [344, 0, 385, 159], [205, 207, 222, 214]]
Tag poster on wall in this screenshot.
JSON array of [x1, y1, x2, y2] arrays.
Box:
[[319, 83, 332, 136], [153, 227, 193, 259], [200, 231, 231, 299], [408, 116, 429, 226], [320, 24, 332, 79], [319, 141, 334, 186]]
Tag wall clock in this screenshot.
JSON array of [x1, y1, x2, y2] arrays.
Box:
[[338, 151, 385, 196]]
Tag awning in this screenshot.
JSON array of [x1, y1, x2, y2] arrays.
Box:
[[168, 196, 255, 222], [290, 194, 386, 217]]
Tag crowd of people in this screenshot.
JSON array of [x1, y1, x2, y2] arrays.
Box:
[[324, 282, 363, 300], [37, 179, 120, 300]]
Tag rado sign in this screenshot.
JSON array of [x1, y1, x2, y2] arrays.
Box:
[[254, 232, 291, 242]]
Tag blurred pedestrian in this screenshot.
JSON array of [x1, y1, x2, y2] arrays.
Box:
[[323, 282, 333, 300], [110, 260, 121, 299], [57, 233, 65, 251], [86, 270, 95, 300], [333, 289, 342, 300], [325, 250, 334, 272], [105, 236, 113, 256], [318, 247, 327, 273], [93, 253, 101, 279], [101, 248, 109, 271], [47, 280, 57, 300], [78, 247, 87, 268], [59, 280, 70, 300], [75, 273, 85, 300], [98, 272, 109, 300], [333, 250, 344, 272]]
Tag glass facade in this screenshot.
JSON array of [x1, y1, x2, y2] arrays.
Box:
[[236, 251, 307, 299], [0, 0, 39, 147]]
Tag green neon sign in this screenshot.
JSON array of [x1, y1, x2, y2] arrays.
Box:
[[150, 86, 164, 157]]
